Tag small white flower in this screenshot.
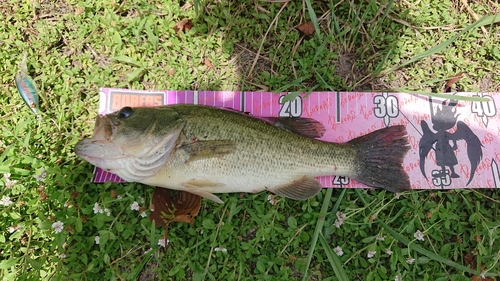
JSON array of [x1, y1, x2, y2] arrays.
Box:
[[140, 211, 147, 218], [480, 273, 486, 279], [34, 169, 47, 182], [333, 246, 343, 256], [158, 238, 169, 248], [158, 239, 165, 247], [93, 202, 103, 214], [385, 249, 393, 255], [336, 211, 346, 220], [8, 226, 17, 233], [395, 275, 402, 281], [267, 194, 276, 205], [0, 196, 13, 206], [334, 219, 343, 228], [334, 211, 345, 228], [64, 201, 71, 207], [6, 180, 17, 188], [104, 208, 111, 216], [367, 251, 376, 258], [376, 234, 385, 241], [406, 257, 415, 264], [94, 236, 100, 244], [200, 230, 204, 235], [130, 201, 139, 211], [414, 230, 424, 241], [139, 197, 145, 204], [60, 253, 66, 259], [117, 195, 123, 200], [52, 221, 64, 234], [214, 247, 227, 253], [3, 173, 18, 187]]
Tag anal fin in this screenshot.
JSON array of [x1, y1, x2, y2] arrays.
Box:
[[182, 180, 225, 204], [272, 176, 323, 200]]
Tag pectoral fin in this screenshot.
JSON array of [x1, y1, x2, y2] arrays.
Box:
[[182, 180, 225, 204], [180, 140, 235, 162], [272, 176, 323, 200]]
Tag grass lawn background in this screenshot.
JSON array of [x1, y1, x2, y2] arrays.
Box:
[[0, 0, 499, 280]]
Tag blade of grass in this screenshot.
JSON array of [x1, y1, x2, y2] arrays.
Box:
[[193, 0, 200, 15], [274, 77, 308, 93], [329, 3, 341, 35], [392, 89, 488, 101], [111, 55, 143, 67], [127, 67, 146, 82], [314, 68, 334, 92], [304, 0, 321, 38], [132, 220, 157, 279], [370, 0, 395, 39], [132, 250, 154, 279], [0, 166, 31, 175], [302, 189, 347, 281], [346, 1, 368, 51], [318, 233, 349, 281], [301, 188, 332, 281], [383, 14, 500, 74]]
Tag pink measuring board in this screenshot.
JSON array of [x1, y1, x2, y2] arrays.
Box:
[[91, 88, 500, 190]]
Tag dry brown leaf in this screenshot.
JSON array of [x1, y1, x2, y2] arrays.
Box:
[[204, 58, 214, 69], [464, 252, 494, 281], [298, 21, 314, 36], [173, 19, 193, 36], [149, 188, 201, 242], [444, 72, 464, 92], [472, 275, 495, 281], [464, 253, 475, 267]]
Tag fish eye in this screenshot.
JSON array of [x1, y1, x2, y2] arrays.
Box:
[[117, 107, 133, 119]]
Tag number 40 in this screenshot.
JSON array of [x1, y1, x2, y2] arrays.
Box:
[[471, 94, 496, 117]]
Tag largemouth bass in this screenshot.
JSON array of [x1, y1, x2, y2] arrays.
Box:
[[75, 105, 410, 203]]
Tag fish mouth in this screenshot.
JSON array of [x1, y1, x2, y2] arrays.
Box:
[[92, 114, 118, 141], [75, 138, 125, 168], [75, 114, 125, 170]]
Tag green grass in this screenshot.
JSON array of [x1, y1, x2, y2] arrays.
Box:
[[1, 0, 500, 280]]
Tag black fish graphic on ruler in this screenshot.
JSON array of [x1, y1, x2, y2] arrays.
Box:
[[419, 98, 483, 185]]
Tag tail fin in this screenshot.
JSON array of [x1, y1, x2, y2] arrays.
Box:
[[348, 125, 411, 192]]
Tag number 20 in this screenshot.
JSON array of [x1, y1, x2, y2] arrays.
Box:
[[279, 95, 302, 117]]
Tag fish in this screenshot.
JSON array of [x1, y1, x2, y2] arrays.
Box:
[[15, 53, 39, 114], [75, 104, 411, 203]]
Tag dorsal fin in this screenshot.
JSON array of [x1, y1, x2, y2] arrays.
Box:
[[264, 117, 326, 139], [221, 108, 325, 139]]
